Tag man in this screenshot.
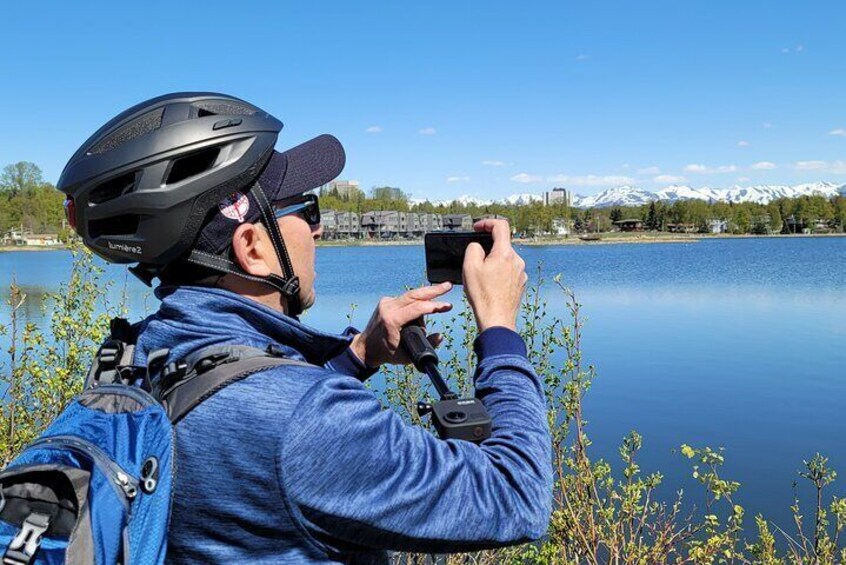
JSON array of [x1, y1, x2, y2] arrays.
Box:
[[59, 92, 552, 563]]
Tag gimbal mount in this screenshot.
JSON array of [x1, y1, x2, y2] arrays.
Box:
[[400, 323, 492, 443]]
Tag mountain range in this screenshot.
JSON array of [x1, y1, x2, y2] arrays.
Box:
[[413, 182, 846, 209]]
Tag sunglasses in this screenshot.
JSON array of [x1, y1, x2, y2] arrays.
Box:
[[273, 194, 321, 226]]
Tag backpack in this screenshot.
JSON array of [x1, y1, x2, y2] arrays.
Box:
[[0, 318, 309, 565]]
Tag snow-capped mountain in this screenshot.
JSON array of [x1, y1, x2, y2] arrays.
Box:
[[572, 182, 845, 208], [653, 185, 725, 203], [416, 193, 539, 206], [502, 193, 543, 205], [412, 182, 845, 209], [572, 186, 657, 208], [412, 194, 494, 207]]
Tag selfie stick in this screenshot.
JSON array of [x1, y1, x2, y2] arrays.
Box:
[[400, 323, 492, 443]]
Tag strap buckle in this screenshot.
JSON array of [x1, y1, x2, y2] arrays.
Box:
[[278, 276, 300, 298], [3, 512, 50, 565], [97, 339, 123, 368]]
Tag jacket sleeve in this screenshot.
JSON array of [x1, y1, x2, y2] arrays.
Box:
[[277, 327, 553, 554], [323, 326, 379, 382]]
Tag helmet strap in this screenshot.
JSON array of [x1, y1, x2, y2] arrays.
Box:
[[185, 183, 303, 317]]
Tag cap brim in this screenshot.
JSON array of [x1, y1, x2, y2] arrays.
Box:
[[259, 134, 346, 201]]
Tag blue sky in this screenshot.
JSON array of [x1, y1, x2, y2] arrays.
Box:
[[2, 1, 846, 200]]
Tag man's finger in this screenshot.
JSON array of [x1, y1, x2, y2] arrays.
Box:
[[402, 281, 453, 303], [401, 300, 454, 323], [474, 219, 512, 255]]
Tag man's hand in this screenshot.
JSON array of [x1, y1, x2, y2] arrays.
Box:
[[350, 282, 453, 368], [463, 219, 527, 332]]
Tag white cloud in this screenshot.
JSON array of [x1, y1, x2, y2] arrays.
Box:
[[546, 174, 636, 186], [737, 140, 749, 147], [481, 160, 512, 166], [737, 176, 751, 182], [796, 44, 804, 52], [794, 160, 846, 173], [829, 128, 846, 137], [654, 174, 686, 183], [795, 160, 827, 170], [683, 163, 737, 174], [763, 122, 774, 128], [621, 163, 630, 169], [418, 127, 437, 135], [782, 47, 790, 53], [446, 176, 470, 183], [365, 126, 383, 133], [510, 173, 543, 183], [576, 54, 588, 61], [637, 166, 661, 175], [751, 161, 777, 170]]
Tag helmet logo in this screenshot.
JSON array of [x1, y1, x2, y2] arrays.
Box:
[[219, 192, 250, 223]]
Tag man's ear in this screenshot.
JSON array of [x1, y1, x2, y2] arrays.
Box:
[[231, 223, 273, 277]]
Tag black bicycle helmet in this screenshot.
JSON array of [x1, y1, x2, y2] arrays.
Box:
[[58, 92, 345, 316], [58, 92, 280, 266]]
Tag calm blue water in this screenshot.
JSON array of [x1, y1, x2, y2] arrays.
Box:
[[1, 238, 845, 529]]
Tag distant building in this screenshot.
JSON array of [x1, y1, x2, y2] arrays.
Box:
[[322, 180, 361, 199], [551, 218, 571, 236], [361, 211, 405, 239], [783, 215, 808, 234], [337, 211, 360, 238], [321, 211, 338, 238], [666, 223, 696, 233], [418, 213, 443, 232], [543, 187, 571, 207], [443, 214, 473, 231], [613, 219, 644, 232], [708, 219, 728, 234], [2, 229, 60, 247]]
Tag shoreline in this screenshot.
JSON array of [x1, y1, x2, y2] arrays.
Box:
[[1, 232, 845, 253]]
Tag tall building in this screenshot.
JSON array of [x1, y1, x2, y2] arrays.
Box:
[[543, 187, 571, 207], [323, 180, 361, 199]]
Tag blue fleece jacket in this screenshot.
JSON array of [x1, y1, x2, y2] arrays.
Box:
[[132, 286, 552, 564]]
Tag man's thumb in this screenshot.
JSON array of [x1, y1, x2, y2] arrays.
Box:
[[464, 242, 485, 269]]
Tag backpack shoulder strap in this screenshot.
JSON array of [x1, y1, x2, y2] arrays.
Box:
[[154, 344, 315, 425], [85, 317, 139, 389]]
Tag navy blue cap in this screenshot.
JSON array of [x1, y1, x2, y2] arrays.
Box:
[[194, 134, 345, 255]]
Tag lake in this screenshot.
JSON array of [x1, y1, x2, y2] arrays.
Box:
[[1, 237, 845, 529]]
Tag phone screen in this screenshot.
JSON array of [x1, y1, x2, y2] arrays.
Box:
[[425, 232, 494, 284]]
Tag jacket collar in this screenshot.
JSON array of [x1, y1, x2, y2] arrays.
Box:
[[147, 285, 352, 366]]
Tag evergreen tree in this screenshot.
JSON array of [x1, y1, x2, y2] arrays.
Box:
[[646, 202, 658, 231], [610, 207, 623, 223]]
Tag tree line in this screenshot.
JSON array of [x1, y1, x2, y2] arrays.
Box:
[[321, 182, 846, 235], [3, 161, 846, 239], [0, 162, 66, 236]]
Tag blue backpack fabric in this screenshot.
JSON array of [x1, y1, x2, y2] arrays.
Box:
[[0, 319, 305, 564], [0, 385, 174, 565]]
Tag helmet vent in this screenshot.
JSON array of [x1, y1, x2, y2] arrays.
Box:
[[165, 147, 220, 185], [88, 214, 140, 239], [88, 108, 164, 155], [195, 102, 256, 117], [88, 171, 138, 204]]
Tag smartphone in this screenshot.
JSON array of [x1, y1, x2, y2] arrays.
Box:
[[425, 231, 494, 284]]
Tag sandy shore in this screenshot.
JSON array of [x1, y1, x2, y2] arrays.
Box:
[[0, 245, 68, 253]]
